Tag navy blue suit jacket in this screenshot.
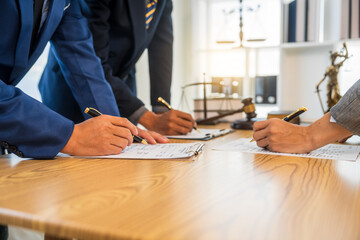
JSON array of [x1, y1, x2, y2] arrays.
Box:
[[0, 0, 119, 158], [39, 0, 173, 123]]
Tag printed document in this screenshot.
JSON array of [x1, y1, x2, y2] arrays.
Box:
[[62, 143, 204, 159], [213, 138, 360, 161], [166, 128, 234, 140]]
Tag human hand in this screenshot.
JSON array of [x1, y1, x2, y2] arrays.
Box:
[[61, 115, 138, 156], [337, 135, 353, 143], [139, 110, 196, 135], [252, 118, 313, 154], [136, 127, 170, 144]]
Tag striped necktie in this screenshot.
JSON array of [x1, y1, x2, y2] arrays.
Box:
[[146, 0, 157, 29]]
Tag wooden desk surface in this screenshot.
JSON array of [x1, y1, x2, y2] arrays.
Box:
[[1, 124, 360, 240]]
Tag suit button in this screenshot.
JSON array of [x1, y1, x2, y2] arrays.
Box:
[[8, 145, 17, 153], [1, 141, 9, 148], [109, 51, 116, 57], [15, 151, 24, 158]]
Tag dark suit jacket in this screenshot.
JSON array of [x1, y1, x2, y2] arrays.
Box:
[[39, 0, 173, 123], [0, 0, 119, 158]]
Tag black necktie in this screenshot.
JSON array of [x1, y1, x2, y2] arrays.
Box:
[[30, 0, 44, 53]]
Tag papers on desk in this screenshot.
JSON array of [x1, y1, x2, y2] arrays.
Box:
[[62, 143, 204, 159], [166, 128, 234, 140], [213, 138, 360, 161]]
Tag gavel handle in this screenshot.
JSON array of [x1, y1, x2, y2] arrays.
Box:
[[196, 108, 244, 125]]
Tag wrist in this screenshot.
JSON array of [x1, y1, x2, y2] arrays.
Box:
[[304, 125, 318, 152], [138, 110, 157, 130], [61, 124, 78, 155]]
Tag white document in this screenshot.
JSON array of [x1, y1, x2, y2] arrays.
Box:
[[213, 138, 360, 162], [63, 143, 204, 159], [166, 129, 234, 140]]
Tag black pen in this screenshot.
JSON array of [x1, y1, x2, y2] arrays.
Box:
[[157, 97, 200, 133], [84, 107, 148, 144], [282, 107, 307, 122], [250, 106, 307, 142]]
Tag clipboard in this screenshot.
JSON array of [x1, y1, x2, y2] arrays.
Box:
[[166, 129, 234, 140], [59, 143, 205, 160]]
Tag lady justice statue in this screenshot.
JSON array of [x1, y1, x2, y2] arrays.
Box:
[[315, 42, 350, 113]]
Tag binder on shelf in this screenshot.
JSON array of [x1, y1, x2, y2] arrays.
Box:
[[288, 0, 297, 43]]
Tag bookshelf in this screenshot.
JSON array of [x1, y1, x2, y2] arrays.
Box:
[[279, 0, 360, 122], [188, 0, 360, 122]]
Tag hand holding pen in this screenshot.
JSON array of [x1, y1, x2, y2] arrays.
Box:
[[250, 107, 307, 142], [251, 107, 310, 153], [61, 108, 140, 156], [157, 97, 200, 134], [85, 107, 148, 144]]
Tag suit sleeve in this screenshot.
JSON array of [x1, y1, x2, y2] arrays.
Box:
[[0, 81, 74, 158], [84, 0, 145, 120], [148, 0, 173, 109], [330, 79, 360, 135], [50, 0, 120, 118]]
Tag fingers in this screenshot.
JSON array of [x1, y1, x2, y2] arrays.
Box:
[[252, 128, 268, 142], [252, 119, 284, 142], [110, 125, 134, 146], [108, 142, 127, 153], [253, 119, 272, 131], [147, 110, 197, 135], [137, 128, 170, 144], [169, 110, 195, 134], [167, 123, 192, 135], [256, 137, 269, 149], [137, 129, 156, 144], [337, 134, 353, 143], [252, 119, 278, 150], [107, 115, 138, 136], [62, 119, 131, 156], [175, 110, 196, 124], [148, 131, 170, 143]]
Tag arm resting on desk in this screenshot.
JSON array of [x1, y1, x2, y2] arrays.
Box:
[[252, 113, 353, 154]]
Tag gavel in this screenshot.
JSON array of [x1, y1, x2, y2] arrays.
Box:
[[196, 98, 257, 125]]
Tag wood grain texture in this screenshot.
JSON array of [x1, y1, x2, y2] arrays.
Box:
[[0, 124, 360, 240]]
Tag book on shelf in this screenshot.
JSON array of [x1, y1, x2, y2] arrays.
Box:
[[307, 0, 324, 42], [287, 0, 297, 42], [295, 0, 306, 42], [284, 0, 352, 43], [283, 2, 289, 43], [341, 0, 360, 39], [341, 0, 350, 39], [285, 0, 324, 43], [351, 0, 359, 39]]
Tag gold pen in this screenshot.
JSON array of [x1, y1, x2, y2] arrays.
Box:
[[84, 107, 148, 144], [157, 97, 200, 133], [250, 107, 307, 142]]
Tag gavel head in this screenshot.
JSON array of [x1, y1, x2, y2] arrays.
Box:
[[242, 98, 257, 120]]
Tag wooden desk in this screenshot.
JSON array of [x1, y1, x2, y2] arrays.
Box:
[[0, 125, 360, 240]]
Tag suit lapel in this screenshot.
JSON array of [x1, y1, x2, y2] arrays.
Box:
[[29, 0, 66, 64], [127, 0, 146, 52], [13, 0, 33, 67], [11, 0, 66, 85]]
